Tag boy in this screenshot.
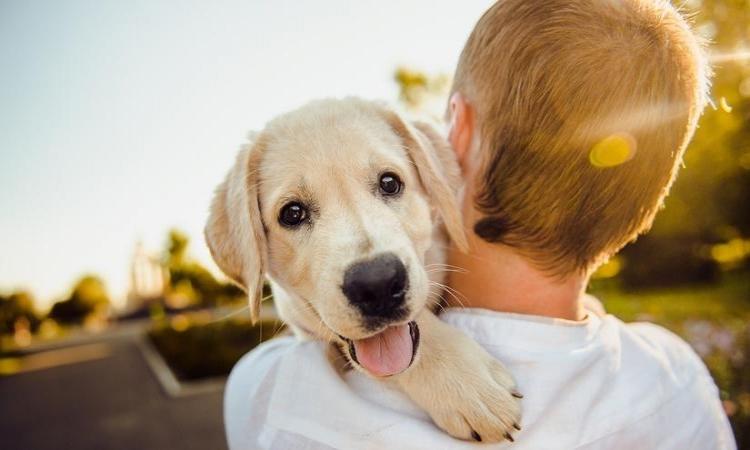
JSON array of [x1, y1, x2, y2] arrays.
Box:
[[224, 0, 736, 448]]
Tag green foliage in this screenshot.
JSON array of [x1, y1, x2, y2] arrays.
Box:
[[394, 66, 451, 115], [148, 318, 284, 380], [166, 229, 189, 268], [637, 3, 750, 232], [164, 228, 244, 307], [0, 291, 40, 336], [48, 275, 110, 324]]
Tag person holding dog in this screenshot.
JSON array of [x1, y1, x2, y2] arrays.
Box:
[[224, 0, 736, 448]]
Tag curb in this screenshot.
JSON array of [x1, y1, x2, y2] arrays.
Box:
[[136, 336, 226, 398]]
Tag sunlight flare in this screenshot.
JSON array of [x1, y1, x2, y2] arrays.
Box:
[[709, 49, 750, 64], [589, 133, 636, 168], [719, 97, 733, 113]]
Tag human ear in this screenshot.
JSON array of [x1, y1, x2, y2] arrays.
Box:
[[447, 92, 475, 173]]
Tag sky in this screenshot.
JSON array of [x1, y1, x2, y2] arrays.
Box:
[[0, 0, 494, 310]]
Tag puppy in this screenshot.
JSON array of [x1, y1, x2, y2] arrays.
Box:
[[206, 98, 522, 442]]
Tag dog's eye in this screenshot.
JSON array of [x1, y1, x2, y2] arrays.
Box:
[[379, 172, 402, 196], [279, 202, 307, 227]]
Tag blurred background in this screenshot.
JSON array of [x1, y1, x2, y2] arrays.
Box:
[[0, 0, 748, 448]]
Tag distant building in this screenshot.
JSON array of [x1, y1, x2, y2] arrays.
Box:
[[125, 242, 167, 313]]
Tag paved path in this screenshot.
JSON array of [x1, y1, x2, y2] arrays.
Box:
[[0, 336, 227, 450]]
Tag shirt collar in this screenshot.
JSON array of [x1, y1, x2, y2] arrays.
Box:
[[439, 302, 604, 351]]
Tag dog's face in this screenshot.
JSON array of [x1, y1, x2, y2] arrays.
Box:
[[258, 104, 435, 339], [206, 98, 466, 376]]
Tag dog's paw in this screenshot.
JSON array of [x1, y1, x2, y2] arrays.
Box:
[[395, 313, 522, 443], [427, 353, 522, 443]]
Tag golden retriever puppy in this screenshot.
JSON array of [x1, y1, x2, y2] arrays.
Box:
[[206, 98, 521, 442]]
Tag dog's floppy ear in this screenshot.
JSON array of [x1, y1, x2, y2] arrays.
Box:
[[379, 108, 469, 252], [205, 136, 267, 323]]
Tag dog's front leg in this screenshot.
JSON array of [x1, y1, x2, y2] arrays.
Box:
[[393, 310, 522, 443]]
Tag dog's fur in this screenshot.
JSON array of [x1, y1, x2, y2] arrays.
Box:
[[206, 98, 521, 442]]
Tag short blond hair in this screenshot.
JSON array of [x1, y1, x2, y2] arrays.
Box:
[[452, 0, 709, 275]]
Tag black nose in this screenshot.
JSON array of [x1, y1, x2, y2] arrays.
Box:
[[342, 253, 408, 321]]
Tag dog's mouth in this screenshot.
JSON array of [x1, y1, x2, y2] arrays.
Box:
[[340, 321, 420, 377]]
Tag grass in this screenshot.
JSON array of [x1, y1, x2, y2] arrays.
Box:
[[591, 271, 750, 324]]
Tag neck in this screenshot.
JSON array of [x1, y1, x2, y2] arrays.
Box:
[[445, 236, 588, 321]]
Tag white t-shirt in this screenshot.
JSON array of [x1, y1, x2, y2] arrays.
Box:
[[224, 306, 736, 449]]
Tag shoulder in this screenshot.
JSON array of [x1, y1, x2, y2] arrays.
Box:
[[615, 319, 714, 389], [619, 320, 704, 370], [596, 318, 735, 449], [600, 317, 716, 403]]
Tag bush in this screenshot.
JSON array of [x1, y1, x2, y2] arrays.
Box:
[[148, 318, 285, 380], [619, 235, 719, 289]]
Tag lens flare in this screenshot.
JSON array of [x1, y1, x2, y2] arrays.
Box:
[[709, 50, 750, 64], [719, 97, 733, 113], [589, 133, 636, 168]]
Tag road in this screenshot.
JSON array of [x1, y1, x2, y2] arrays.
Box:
[[0, 333, 227, 450]]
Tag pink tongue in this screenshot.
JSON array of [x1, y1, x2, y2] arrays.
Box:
[[353, 324, 413, 377]]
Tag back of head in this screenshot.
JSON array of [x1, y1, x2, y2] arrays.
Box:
[[452, 0, 709, 276]]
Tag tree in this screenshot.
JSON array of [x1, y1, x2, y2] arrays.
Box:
[[48, 275, 110, 324], [0, 291, 40, 336], [166, 229, 189, 268]]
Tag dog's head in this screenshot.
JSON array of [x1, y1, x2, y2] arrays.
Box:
[[205, 98, 466, 376]]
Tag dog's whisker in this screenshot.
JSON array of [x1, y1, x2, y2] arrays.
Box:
[[425, 266, 467, 272], [426, 285, 448, 305], [270, 294, 332, 340], [270, 317, 288, 339], [429, 280, 468, 308], [426, 292, 447, 314], [288, 300, 327, 332], [208, 291, 280, 324], [425, 262, 470, 276], [298, 296, 333, 340], [443, 286, 469, 308], [207, 305, 250, 324], [425, 262, 468, 271], [426, 268, 468, 274]]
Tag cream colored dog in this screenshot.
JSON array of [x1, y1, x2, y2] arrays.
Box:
[[205, 98, 522, 442]]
